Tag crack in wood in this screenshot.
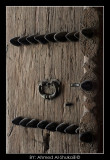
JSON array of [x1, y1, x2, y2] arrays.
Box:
[[43, 132, 50, 153], [7, 124, 14, 137]]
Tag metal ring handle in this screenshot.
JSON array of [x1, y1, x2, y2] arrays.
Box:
[[38, 79, 61, 100]]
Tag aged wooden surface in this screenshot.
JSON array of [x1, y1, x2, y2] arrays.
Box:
[[6, 7, 84, 154]]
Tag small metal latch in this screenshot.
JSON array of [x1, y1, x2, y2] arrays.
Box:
[[65, 102, 73, 107], [70, 80, 93, 91]]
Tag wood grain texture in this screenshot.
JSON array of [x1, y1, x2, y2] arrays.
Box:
[[6, 7, 84, 154]]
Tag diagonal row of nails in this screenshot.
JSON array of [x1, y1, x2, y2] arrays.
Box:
[[10, 29, 94, 46], [12, 117, 79, 134], [12, 117, 94, 142]]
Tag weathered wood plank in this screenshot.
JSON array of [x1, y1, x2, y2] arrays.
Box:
[[6, 7, 84, 153]]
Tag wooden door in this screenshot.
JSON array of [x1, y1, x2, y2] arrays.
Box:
[[6, 7, 103, 153]]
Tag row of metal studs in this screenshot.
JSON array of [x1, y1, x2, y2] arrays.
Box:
[[12, 116, 79, 134], [10, 32, 79, 46], [12, 116, 94, 142], [10, 28, 94, 46]]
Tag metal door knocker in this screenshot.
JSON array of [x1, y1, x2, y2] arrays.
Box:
[[38, 79, 61, 100]]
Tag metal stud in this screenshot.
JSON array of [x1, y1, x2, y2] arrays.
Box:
[[81, 28, 94, 38], [26, 119, 39, 128], [18, 36, 31, 45], [44, 33, 56, 42], [81, 80, 93, 91], [12, 116, 23, 125], [19, 118, 31, 127], [34, 35, 48, 44], [56, 122, 69, 133], [26, 35, 39, 44], [10, 37, 22, 46], [54, 32, 68, 42], [66, 32, 79, 42], [37, 120, 49, 129], [45, 122, 58, 132], [80, 131, 94, 143], [64, 124, 78, 134]]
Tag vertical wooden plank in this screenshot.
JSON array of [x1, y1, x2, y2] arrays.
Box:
[[6, 7, 84, 153]]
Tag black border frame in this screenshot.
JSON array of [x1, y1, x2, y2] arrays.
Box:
[[0, 0, 104, 159]]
